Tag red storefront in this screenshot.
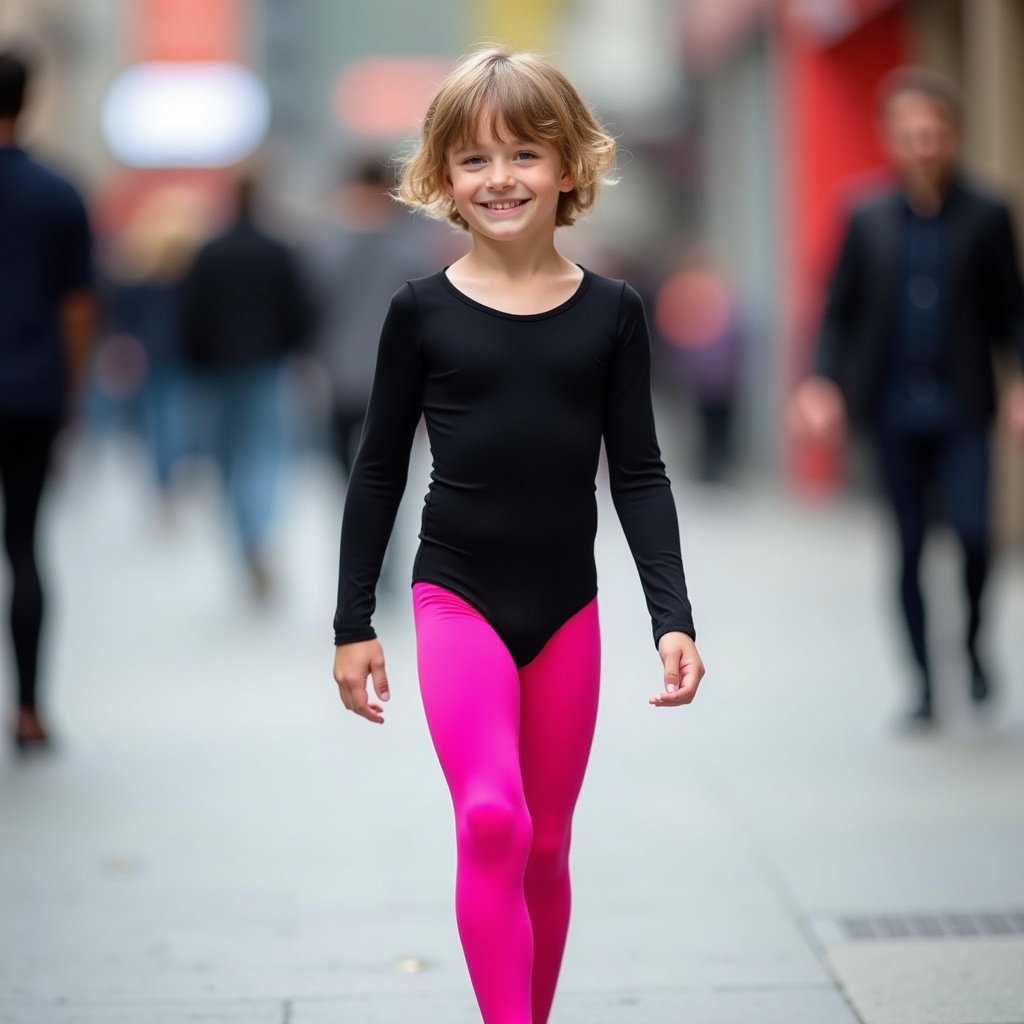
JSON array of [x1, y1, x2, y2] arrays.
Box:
[[681, 0, 911, 490]]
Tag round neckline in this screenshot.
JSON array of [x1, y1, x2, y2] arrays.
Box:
[[438, 265, 592, 321]]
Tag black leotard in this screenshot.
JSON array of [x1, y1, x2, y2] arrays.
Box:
[[333, 267, 695, 666]]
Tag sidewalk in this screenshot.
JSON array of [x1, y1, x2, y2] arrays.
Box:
[[1, 436, 1022, 1024]]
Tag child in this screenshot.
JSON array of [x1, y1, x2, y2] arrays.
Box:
[[332, 46, 705, 1024]]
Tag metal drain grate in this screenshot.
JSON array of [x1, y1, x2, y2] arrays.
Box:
[[811, 910, 1024, 945]]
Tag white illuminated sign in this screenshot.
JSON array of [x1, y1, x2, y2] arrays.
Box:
[[102, 62, 271, 168]]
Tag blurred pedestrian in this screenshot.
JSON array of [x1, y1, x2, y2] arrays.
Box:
[[0, 47, 95, 751], [108, 187, 206, 514], [331, 48, 704, 1024], [306, 155, 435, 481], [790, 66, 1024, 728], [654, 247, 744, 483], [179, 174, 312, 598]]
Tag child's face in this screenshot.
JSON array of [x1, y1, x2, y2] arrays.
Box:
[[442, 116, 574, 242]]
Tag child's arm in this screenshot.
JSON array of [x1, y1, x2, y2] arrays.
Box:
[[332, 284, 424, 722], [604, 283, 704, 706]]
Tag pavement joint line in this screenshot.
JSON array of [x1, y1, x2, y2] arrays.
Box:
[[688, 777, 869, 1024], [811, 909, 1024, 944]]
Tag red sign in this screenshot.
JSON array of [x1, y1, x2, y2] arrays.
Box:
[[131, 0, 243, 62]]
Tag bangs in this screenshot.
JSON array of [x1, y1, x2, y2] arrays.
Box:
[[441, 62, 563, 155]]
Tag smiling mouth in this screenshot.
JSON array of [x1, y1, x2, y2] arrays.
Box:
[[481, 199, 528, 211]]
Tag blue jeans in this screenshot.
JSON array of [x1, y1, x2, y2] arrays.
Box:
[[141, 361, 191, 492], [195, 360, 286, 555]]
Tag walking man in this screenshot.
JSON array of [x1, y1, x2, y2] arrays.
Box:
[[792, 67, 1024, 727]]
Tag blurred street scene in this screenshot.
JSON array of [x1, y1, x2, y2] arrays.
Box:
[[1, 430, 1022, 1023], [2, 0, 1024, 1021]]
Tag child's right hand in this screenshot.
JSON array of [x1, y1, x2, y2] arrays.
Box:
[[333, 639, 390, 725]]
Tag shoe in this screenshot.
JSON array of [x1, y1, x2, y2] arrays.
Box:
[[246, 553, 273, 602], [12, 708, 52, 755], [968, 652, 992, 705], [900, 697, 935, 731]]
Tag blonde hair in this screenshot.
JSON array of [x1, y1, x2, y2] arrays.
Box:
[[398, 46, 617, 230]]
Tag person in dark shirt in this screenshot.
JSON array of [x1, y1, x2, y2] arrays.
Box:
[[178, 175, 312, 597], [331, 48, 705, 1024], [0, 48, 94, 752], [791, 67, 1024, 728]]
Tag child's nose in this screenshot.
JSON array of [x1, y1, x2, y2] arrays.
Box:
[[486, 162, 514, 188]]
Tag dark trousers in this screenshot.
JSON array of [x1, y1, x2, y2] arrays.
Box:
[[696, 400, 733, 482], [0, 416, 60, 712], [874, 424, 990, 698]]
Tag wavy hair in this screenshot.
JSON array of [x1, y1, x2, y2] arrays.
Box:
[[397, 46, 617, 230]]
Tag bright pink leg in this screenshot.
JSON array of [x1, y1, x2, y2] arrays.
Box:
[[413, 584, 601, 1024], [519, 599, 601, 1024], [413, 584, 534, 1024]]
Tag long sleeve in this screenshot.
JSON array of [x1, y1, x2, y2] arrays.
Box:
[[816, 212, 865, 383], [333, 283, 424, 645], [990, 204, 1024, 370], [604, 284, 695, 645]]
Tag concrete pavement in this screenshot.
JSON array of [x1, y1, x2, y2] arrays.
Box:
[[1, 431, 1022, 1024]]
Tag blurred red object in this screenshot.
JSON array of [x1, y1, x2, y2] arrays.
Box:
[[131, 0, 243, 63], [333, 57, 452, 137], [654, 269, 733, 351]]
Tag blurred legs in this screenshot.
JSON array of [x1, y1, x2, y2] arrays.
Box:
[[0, 416, 59, 736]]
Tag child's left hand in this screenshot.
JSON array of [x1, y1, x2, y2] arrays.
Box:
[[650, 631, 705, 708]]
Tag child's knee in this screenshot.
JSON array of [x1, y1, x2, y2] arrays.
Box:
[[459, 799, 531, 865], [526, 832, 569, 884]]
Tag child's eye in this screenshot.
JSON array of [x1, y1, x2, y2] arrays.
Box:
[[514, 151, 538, 161], [463, 156, 485, 166]]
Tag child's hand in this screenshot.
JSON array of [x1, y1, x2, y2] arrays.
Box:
[[650, 631, 705, 708], [333, 639, 390, 724]]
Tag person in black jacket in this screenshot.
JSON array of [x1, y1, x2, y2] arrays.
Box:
[[792, 66, 1024, 727], [179, 175, 312, 597]]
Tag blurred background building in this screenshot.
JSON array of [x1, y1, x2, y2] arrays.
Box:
[[2, 0, 1021, 538], [680, 0, 1024, 541]]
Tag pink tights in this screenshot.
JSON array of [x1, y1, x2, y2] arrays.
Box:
[[412, 583, 601, 1024]]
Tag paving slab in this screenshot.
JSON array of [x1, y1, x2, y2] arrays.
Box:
[[291, 986, 861, 1023], [0, 1004, 284, 1024], [826, 938, 1024, 1024], [2, 439, 1023, 1021], [562, 908, 833, 990]]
